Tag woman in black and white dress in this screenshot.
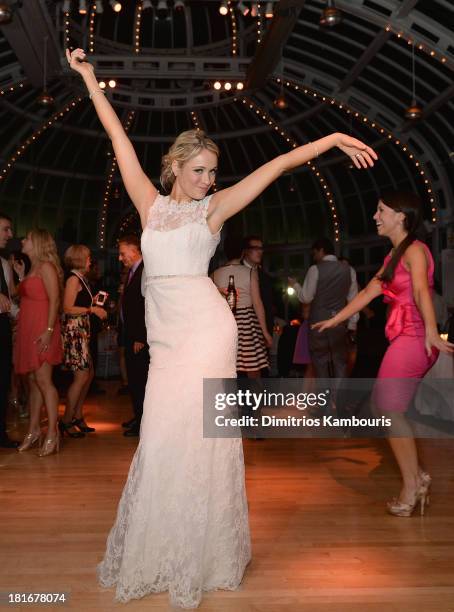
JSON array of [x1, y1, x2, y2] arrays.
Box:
[[213, 235, 272, 377]]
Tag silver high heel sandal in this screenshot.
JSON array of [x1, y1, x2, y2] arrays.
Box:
[[17, 430, 42, 452]]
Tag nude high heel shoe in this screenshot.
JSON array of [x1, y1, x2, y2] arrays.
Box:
[[387, 482, 429, 517], [17, 430, 42, 452], [38, 431, 60, 457]]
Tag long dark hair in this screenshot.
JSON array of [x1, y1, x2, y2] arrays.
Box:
[[378, 191, 422, 283]]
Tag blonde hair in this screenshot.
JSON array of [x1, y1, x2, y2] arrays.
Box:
[[160, 129, 219, 192], [28, 228, 64, 295], [64, 244, 91, 271]]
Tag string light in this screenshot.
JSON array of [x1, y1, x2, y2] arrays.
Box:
[[88, 2, 96, 54], [99, 111, 135, 249], [237, 96, 341, 241], [0, 98, 83, 182], [190, 111, 201, 132], [134, 1, 143, 55], [64, 9, 71, 50], [227, 1, 237, 56], [256, 1, 262, 45], [0, 81, 25, 97], [275, 77, 438, 224], [384, 24, 451, 68]]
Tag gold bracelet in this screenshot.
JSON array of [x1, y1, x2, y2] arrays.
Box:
[[309, 141, 319, 158], [89, 89, 105, 100]]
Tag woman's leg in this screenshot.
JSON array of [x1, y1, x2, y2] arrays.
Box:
[[386, 415, 420, 504], [34, 362, 59, 436], [73, 365, 94, 421], [63, 368, 91, 423], [27, 372, 44, 433]]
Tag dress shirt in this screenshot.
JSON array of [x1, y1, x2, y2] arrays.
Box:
[[294, 255, 359, 330]]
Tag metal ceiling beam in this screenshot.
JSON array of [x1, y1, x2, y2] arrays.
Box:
[[337, 30, 391, 93], [1, 0, 61, 87], [246, 0, 304, 90]]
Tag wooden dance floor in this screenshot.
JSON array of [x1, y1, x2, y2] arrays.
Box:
[[2, 382, 454, 611]]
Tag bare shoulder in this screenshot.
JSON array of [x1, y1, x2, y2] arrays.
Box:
[[404, 241, 430, 269], [39, 261, 58, 276]]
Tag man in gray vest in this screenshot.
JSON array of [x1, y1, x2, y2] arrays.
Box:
[[289, 238, 358, 378]]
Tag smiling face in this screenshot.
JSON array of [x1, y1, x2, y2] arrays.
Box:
[[373, 199, 406, 238], [172, 149, 218, 201]]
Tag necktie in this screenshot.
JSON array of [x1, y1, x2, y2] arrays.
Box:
[[127, 267, 134, 285]]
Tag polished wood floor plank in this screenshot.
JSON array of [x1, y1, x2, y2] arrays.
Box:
[[1, 382, 454, 611]]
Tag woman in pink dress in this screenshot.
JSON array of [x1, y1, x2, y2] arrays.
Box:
[[13, 229, 63, 456], [314, 192, 454, 517]]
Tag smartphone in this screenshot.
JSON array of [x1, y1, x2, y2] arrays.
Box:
[[94, 291, 108, 306]]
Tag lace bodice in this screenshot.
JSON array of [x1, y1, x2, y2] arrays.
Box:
[[141, 193, 220, 277]]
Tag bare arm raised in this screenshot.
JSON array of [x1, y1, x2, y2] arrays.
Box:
[[66, 49, 157, 227], [207, 134, 378, 233]]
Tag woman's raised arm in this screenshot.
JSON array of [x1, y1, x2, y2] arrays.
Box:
[[207, 133, 377, 233], [66, 49, 157, 227]]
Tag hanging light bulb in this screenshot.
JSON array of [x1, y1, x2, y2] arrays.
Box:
[[143, 0, 152, 9], [265, 1, 273, 18], [319, 0, 342, 27], [79, 0, 88, 14], [109, 0, 121, 12], [224, 82, 232, 90], [404, 42, 423, 120], [0, 2, 13, 24], [219, 0, 228, 15], [37, 36, 54, 107], [273, 81, 287, 109], [236, 81, 244, 90], [108, 79, 116, 88], [213, 81, 222, 90]]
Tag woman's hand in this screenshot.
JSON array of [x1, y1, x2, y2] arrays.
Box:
[[336, 134, 378, 169], [12, 259, 25, 279], [311, 318, 338, 333], [91, 306, 107, 320], [35, 329, 52, 354], [425, 329, 454, 357], [66, 48, 94, 77], [264, 331, 273, 348]]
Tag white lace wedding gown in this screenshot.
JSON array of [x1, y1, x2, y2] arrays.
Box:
[[97, 193, 251, 608]]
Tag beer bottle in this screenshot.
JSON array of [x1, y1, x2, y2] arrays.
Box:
[[226, 274, 237, 314]]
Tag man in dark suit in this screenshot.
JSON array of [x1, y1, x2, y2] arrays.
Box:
[[118, 235, 149, 437], [0, 211, 19, 448]]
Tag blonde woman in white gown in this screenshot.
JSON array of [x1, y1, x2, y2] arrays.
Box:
[[67, 48, 377, 608]]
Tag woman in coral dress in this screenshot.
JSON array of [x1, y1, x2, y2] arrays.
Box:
[[314, 191, 454, 517], [67, 46, 377, 608], [14, 229, 63, 456]]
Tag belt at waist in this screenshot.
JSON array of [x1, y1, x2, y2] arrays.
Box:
[[145, 273, 207, 281]]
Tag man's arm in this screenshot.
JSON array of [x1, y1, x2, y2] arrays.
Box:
[[294, 265, 318, 304]]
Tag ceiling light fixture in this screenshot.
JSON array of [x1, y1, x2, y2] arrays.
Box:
[[108, 79, 116, 88], [37, 36, 54, 107], [224, 82, 232, 90], [219, 0, 228, 15], [213, 81, 222, 90], [265, 1, 273, 18], [143, 0, 152, 9], [319, 0, 341, 27], [62, 0, 71, 12], [109, 0, 121, 12], [405, 42, 423, 120], [95, 1, 103, 13], [79, 0, 87, 14], [174, 0, 184, 10]]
